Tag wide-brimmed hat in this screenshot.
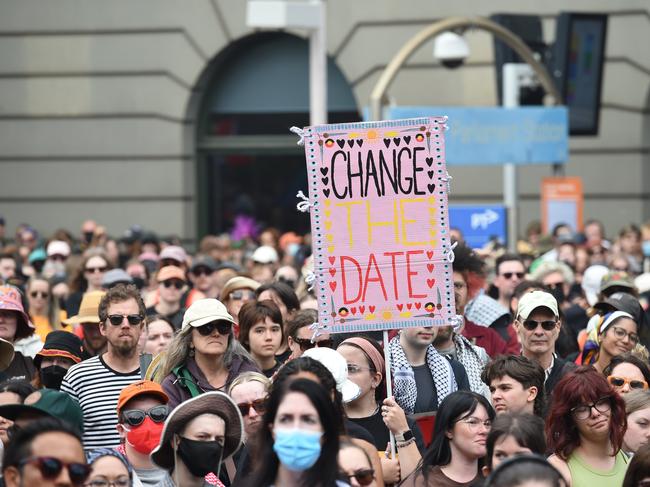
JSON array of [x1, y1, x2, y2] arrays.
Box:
[[0, 285, 35, 340], [34, 330, 83, 369], [62, 290, 105, 325], [0, 338, 15, 371], [219, 276, 260, 302], [0, 389, 84, 434], [182, 299, 234, 330], [150, 391, 244, 471], [303, 347, 361, 403]]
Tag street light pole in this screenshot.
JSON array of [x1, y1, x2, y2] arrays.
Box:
[[309, 0, 327, 125]]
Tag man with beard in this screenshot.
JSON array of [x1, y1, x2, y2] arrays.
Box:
[[61, 284, 144, 450]]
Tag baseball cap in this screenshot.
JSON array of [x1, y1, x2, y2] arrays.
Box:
[[517, 290, 559, 320], [159, 245, 187, 264], [28, 248, 47, 264], [252, 246, 279, 264], [102, 269, 133, 288], [303, 347, 361, 403], [593, 292, 643, 322], [600, 271, 635, 293], [157, 265, 186, 283], [117, 380, 168, 416], [46, 240, 71, 258], [182, 298, 234, 329], [190, 255, 218, 272], [62, 290, 105, 325], [0, 389, 84, 434]]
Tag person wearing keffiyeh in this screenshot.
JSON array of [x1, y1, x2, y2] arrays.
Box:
[[388, 327, 470, 414]]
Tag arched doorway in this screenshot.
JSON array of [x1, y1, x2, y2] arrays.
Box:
[[193, 32, 359, 238]]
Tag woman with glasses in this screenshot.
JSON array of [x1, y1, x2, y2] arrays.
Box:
[[286, 309, 333, 360], [547, 366, 629, 486], [66, 250, 111, 317], [338, 439, 376, 487], [156, 299, 259, 409], [604, 353, 650, 395], [337, 335, 423, 484], [580, 311, 639, 373], [401, 390, 495, 487], [26, 276, 66, 342], [623, 390, 650, 456], [85, 449, 133, 487], [242, 378, 347, 487]]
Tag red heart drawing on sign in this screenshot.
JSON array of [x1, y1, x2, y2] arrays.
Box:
[[328, 256, 336, 265], [369, 306, 376, 313], [359, 306, 366, 314], [426, 279, 436, 288], [426, 251, 434, 260], [329, 268, 336, 277], [350, 307, 356, 315], [329, 281, 337, 292], [406, 303, 412, 310], [396, 303, 403, 311], [415, 302, 421, 310], [427, 264, 434, 273]]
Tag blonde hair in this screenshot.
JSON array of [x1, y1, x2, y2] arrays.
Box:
[[227, 371, 270, 396]]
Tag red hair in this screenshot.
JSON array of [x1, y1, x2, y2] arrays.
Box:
[[546, 366, 626, 460]]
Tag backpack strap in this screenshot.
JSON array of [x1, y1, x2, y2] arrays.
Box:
[[172, 364, 202, 398]]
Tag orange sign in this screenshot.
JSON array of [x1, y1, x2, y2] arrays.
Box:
[[541, 177, 583, 234]]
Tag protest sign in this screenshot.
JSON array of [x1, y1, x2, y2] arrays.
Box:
[[302, 117, 456, 334]]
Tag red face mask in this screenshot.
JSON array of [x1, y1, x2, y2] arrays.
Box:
[[124, 417, 164, 455]]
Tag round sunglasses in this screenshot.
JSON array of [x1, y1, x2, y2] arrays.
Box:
[[121, 405, 169, 426], [17, 456, 91, 486]]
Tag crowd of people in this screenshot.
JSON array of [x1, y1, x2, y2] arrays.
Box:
[[0, 215, 649, 486]]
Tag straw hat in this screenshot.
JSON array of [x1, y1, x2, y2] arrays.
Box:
[[62, 290, 105, 325]]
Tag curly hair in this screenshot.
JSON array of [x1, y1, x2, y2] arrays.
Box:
[[97, 283, 146, 324], [546, 366, 626, 460]]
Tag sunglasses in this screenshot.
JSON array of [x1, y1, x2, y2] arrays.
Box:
[[292, 337, 334, 351], [501, 272, 524, 280], [521, 319, 557, 331], [49, 254, 67, 262], [237, 397, 268, 417], [196, 320, 232, 336], [85, 266, 107, 274], [17, 456, 91, 486], [122, 405, 169, 426], [608, 376, 648, 390], [339, 468, 375, 486], [107, 314, 144, 326], [30, 291, 49, 299], [162, 280, 184, 289], [192, 267, 213, 277], [230, 290, 256, 301]]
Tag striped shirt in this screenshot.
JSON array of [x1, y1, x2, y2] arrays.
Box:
[[60, 354, 140, 450]]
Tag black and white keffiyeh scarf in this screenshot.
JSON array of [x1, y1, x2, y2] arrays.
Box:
[[388, 334, 457, 414], [452, 333, 487, 394]]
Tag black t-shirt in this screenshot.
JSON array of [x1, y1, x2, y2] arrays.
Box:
[[344, 418, 375, 445], [0, 351, 35, 382], [412, 358, 470, 413], [349, 409, 425, 453]]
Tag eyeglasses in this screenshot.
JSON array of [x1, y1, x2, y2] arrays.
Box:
[[347, 364, 373, 375], [162, 280, 184, 290], [17, 456, 91, 486], [121, 405, 169, 426], [571, 396, 611, 420], [292, 337, 334, 351], [610, 326, 640, 345], [521, 319, 557, 331], [107, 314, 144, 326], [608, 376, 648, 390], [30, 291, 49, 299], [196, 320, 232, 336], [229, 290, 256, 301], [339, 468, 375, 486], [86, 478, 130, 487], [457, 416, 492, 430], [192, 267, 213, 277], [501, 272, 524, 280], [85, 266, 107, 274], [237, 397, 268, 417]]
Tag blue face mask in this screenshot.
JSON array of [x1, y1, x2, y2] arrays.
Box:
[[273, 428, 322, 471], [643, 241, 650, 257]]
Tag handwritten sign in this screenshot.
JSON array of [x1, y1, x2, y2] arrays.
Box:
[[303, 117, 456, 334]]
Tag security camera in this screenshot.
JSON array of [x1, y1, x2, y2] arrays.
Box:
[[433, 31, 470, 69]]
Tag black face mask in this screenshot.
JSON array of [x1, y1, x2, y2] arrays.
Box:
[[131, 277, 145, 290], [40, 365, 68, 390], [83, 231, 94, 244], [177, 437, 223, 478], [550, 286, 565, 305]]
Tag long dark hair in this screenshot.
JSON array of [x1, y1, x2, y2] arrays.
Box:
[[245, 378, 342, 487], [415, 391, 494, 482]]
